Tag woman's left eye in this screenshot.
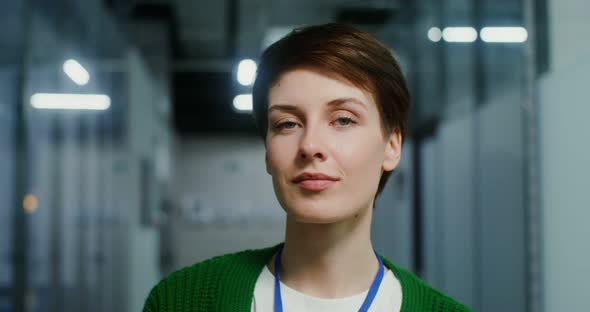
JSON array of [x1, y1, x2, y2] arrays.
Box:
[[334, 117, 356, 126]]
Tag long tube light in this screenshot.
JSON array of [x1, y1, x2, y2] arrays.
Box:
[[429, 26, 528, 43], [233, 94, 252, 112], [30, 93, 111, 110], [237, 59, 257, 86], [428, 27, 443, 42], [63, 59, 90, 85], [480, 27, 528, 43], [442, 27, 478, 42]]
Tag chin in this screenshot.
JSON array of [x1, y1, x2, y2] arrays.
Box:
[[274, 182, 373, 224], [281, 199, 362, 225], [289, 212, 346, 225]]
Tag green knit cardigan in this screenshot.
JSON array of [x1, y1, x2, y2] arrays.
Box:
[[144, 244, 473, 311]]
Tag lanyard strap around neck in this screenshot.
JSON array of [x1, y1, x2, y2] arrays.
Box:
[[273, 243, 385, 312]]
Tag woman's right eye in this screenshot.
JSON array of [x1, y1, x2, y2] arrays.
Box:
[[275, 121, 297, 130]]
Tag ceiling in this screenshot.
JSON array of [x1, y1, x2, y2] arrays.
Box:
[[121, 0, 523, 136], [122, 0, 407, 136]]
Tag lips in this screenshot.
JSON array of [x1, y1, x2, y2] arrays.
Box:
[[292, 172, 340, 191]]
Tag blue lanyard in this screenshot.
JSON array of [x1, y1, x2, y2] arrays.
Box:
[[273, 243, 385, 312]]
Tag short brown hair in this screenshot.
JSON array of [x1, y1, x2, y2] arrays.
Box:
[[252, 23, 410, 198]]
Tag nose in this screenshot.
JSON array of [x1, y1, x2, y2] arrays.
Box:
[[298, 125, 327, 161]]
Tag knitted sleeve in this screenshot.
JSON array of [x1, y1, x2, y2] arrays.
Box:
[[142, 258, 220, 312], [142, 248, 270, 312], [143, 284, 160, 312]]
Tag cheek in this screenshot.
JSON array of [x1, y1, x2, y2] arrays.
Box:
[[266, 139, 294, 173], [334, 137, 384, 177]]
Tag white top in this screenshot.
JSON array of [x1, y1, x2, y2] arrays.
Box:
[[251, 265, 402, 312]]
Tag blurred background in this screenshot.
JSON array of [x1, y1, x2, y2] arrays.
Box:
[[0, 0, 588, 311]]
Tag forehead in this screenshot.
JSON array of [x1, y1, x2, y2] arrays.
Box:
[[268, 68, 375, 109]]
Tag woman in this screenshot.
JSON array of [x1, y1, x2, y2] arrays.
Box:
[[144, 23, 472, 312]]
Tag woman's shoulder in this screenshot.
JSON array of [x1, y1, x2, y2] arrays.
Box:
[[382, 257, 475, 312], [143, 245, 279, 312], [167, 245, 275, 279]]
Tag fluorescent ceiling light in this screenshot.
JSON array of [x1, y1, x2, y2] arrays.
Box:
[[30, 93, 111, 110], [237, 59, 257, 86], [480, 27, 528, 43], [428, 27, 442, 42], [63, 59, 90, 85], [233, 94, 252, 112], [442, 27, 478, 42]]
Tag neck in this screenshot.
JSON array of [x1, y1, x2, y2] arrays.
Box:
[[269, 203, 380, 299]]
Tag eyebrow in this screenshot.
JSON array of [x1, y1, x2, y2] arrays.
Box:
[[268, 97, 367, 113]]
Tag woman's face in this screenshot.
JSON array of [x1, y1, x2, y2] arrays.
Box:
[[265, 68, 402, 224]]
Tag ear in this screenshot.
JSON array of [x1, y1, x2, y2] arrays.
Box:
[[382, 128, 402, 172]]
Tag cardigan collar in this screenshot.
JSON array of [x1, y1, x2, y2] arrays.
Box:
[[219, 243, 413, 311]]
